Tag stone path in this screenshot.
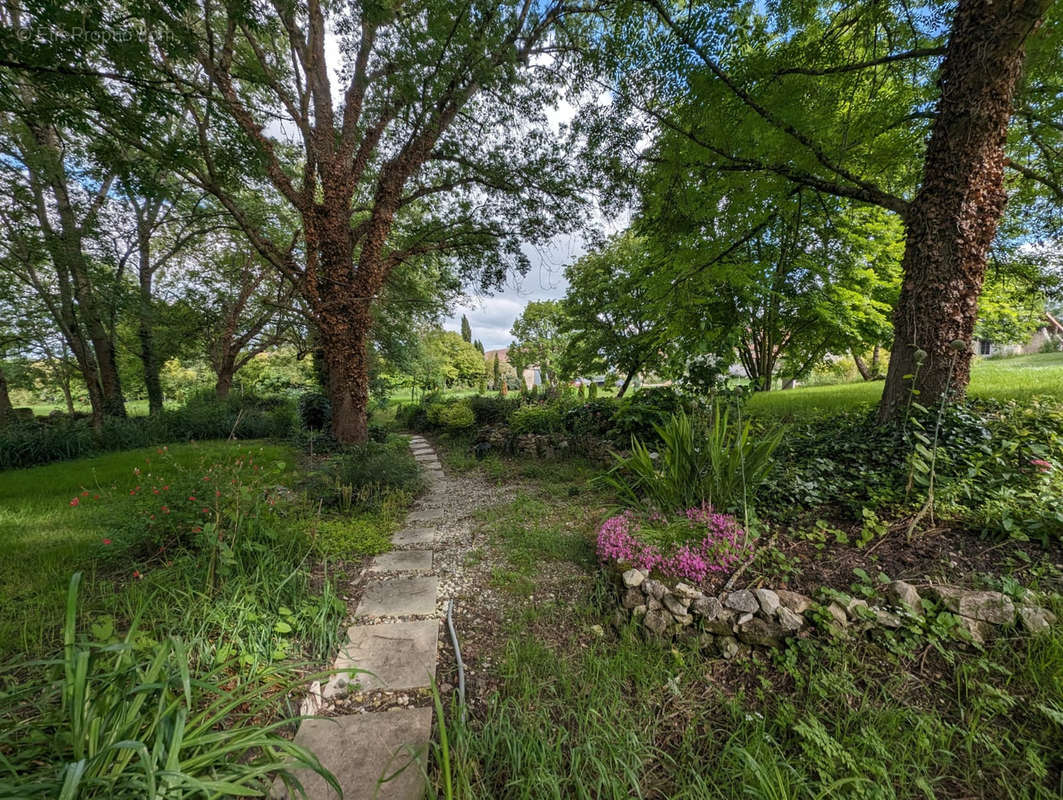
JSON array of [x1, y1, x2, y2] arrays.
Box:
[[273, 436, 448, 800]]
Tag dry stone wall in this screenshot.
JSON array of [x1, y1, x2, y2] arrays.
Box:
[[613, 565, 1057, 657]]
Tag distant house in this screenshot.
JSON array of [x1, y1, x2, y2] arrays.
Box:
[[975, 312, 1063, 357], [483, 347, 541, 389]]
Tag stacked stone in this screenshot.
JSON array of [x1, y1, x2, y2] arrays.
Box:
[[617, 568, 1057, 656]]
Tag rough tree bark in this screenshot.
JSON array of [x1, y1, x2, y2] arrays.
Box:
[[878, 0, 1053, 420], [0, 363, 13, 423]]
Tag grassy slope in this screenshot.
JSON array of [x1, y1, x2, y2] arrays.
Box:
[[746, 352, 1063, 418], [0, 440, 296, 657]]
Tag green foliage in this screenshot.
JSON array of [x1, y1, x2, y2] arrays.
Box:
[[608, 386, 691, 444], [467, 395, 522, 426], [439, 402, 475, 431], [0, 573, 337, 798], [298, 391, 331, 431], [0, 394, 297, 470], [509, 404, 563, 435], [509, 301, 571, 386], [562, 398, 620, 438], [309, 508, 403, 560], [559, 233, 669, 384], [304, 437, 423, 511], [597, 408, 785, 515]]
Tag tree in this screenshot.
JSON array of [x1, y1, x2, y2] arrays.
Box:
[[560, 233, 671, 396], [182, 244, 297, 398], [461, 315, 472, 344], [597, 0, 1062, 417], [423, 329, 485, 388], [492, 352, 502, 390], [509, 300, 570, 386], [634, 170, 903, 390], [71, 0, 597, 442], [0, 73, 127, 425]]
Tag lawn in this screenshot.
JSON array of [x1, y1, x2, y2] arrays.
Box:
[[747, 351, 1063, 418], [0, 440, 302, 659]]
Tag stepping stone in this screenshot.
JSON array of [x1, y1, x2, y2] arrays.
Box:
[[410, 445, 433, 453], [272, 709, 432, 800], [335, 621, 439, 692], [370, 550, 433, 572], [392, 527, 434, 546], [407, 508, 443, 524], [356, 576, 438, 617]]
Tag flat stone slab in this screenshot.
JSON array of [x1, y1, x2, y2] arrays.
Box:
[[357, 576, 438, 617], [392, 527, 435, 546], [336, 621, 439, 691], [406, 508, 443, 524], [272, 709, 432, 800], [370, 550, 433, 572]]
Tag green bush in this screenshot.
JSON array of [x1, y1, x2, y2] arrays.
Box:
[[305, 437, 423, 510], [468, 395, 522, 425], [298, 391, 331, 431], [563, 399, 620, 437], [440, 402, 475, 430], [609, 386, 692, 444], [0, 395, 298, 471], [596, 408, 785, 515], [510, 404, 564, 435]]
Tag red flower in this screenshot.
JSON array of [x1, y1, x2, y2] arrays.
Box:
[[1031, 459, 1052, 473], [161, 506, 169, 514], [69, 497, 79, 507], [93, 495, 100, 500], [102, 538, 111, 545], [188, 496, 196, 502], [202, 508, 209, 514], [191, 526, 202, 533], [162, 485, 169, 491], [80, 490, 89, 497], [132, 570, 142, 580]]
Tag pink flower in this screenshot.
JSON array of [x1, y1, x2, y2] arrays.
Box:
[[69, 497, 79, 507], [102, 538, 111, 545], [1030, 459, 1052, 473]]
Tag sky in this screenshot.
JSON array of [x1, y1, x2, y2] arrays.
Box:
[[443, 234, 585, 352]]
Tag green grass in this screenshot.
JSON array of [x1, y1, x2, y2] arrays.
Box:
[[431, 439, 1063, 799], [0, 440, 300, 658], [747, 351, 1063, 418], [25, 399, 154, 417]]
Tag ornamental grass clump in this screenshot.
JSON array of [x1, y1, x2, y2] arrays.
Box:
[[596, 504, 749, 584]]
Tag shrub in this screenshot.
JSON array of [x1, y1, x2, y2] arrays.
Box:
[[596, 506, 749, 584], [305, 437, 423, 510], [298, 391, 331, 431], [468, 395, 522, 425], [440, 402, 475, 430], [510, 403, 563, 435], [596, 408, 785, 515], [609, 386, 691, 444], [563, 399, 620, 437]]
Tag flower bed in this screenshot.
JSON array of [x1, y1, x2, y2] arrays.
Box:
[[596, 505, 749, 585]]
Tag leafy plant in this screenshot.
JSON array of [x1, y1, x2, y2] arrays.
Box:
[[509, 404, 563, 435], [596, 408, 785, 515], [0, 573, 338, 798]]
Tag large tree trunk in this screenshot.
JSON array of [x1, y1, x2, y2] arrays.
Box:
[[320, 297, 372, 444], [0, 363, 13, 424], [214, 360, 235, 399], [878, 0, 1051, 420], [136, 227, 164, 415]]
